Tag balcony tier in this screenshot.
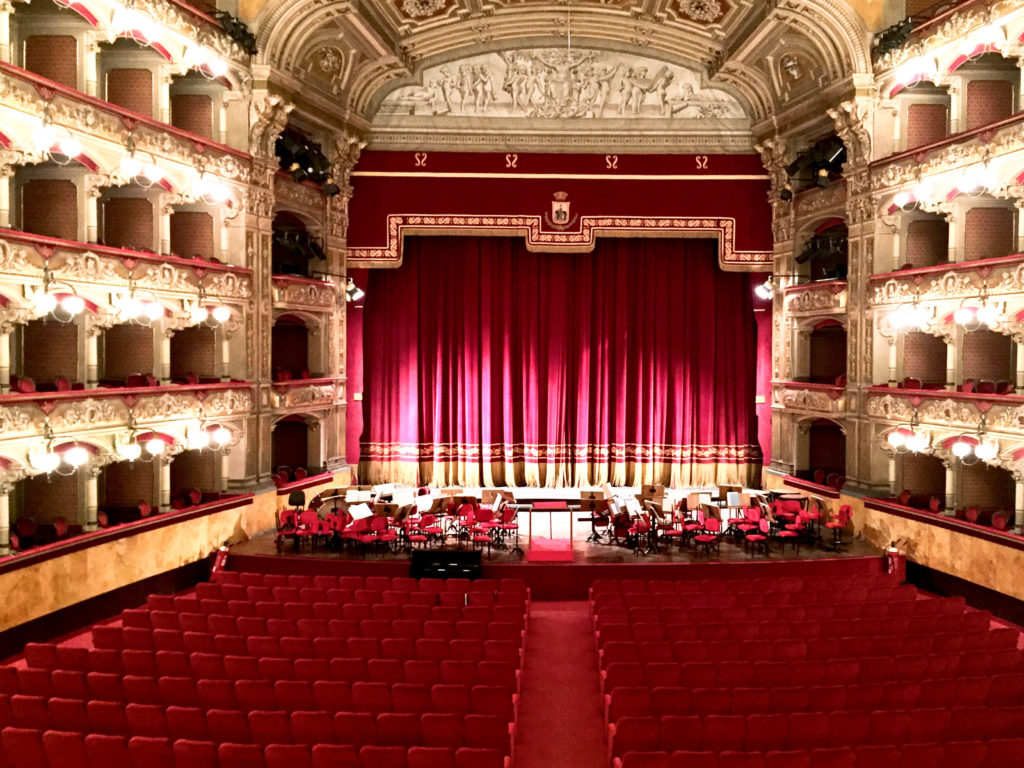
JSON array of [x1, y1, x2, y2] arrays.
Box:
[[865, 385, 1024, 434], [270, 377, 344, 410], [0, 382, 254, 439], [867, 252, 1024, 307], [774, 382, 846, 415], [271, 274, 336, 311], [784, 279, 847, 315]]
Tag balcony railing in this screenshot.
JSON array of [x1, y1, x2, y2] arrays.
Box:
[[0, 493, 254, 574], [775, 382, 846, 414], [867, 253, 1024, 307], [270, 377, 343, 410], [865, 496, 1023, 549], [784, 280, 847, 314], [0, 228, 251, 301], [0, 63, 248, 161], [271, 275, 336, 310], [865, 385, 1024, 434], [0, 382, 255, 439]]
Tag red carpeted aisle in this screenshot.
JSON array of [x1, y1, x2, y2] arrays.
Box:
[[515, 601, 607, 768]]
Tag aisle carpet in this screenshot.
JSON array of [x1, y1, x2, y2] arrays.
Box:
[[514, 602, 607, 767]]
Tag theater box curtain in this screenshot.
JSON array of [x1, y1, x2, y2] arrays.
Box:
[[359, 236, 762, 488]]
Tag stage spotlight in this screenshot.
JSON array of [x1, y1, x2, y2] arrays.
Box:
[[754, 280, 774, 300], [289, 161, 309, 182], [779, 185, 793, 202], [323, 177, 341, 196], [346, 277, 365, 303], [814, 167, 831, 188]]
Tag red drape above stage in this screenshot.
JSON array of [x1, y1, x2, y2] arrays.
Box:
[[359, 236, 762, 488]]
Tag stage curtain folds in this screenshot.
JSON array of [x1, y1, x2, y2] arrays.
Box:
[[359, 236, 762, 488]]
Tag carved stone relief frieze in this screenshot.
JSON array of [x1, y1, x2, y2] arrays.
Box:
[[377, 49, 744, 121]]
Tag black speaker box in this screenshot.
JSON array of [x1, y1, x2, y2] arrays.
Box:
[[410, 549, 482, 580]]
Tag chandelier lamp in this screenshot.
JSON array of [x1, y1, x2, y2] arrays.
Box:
[[187, 420, 232, 451], [32, 117, 82, 166], [119, 417, 172, 463], [889, 297, 931, 331], [886, 412, 930, 454], [120, 136, 164, 189], [189, 285, 232, 327], [192, 173, 233, 205], [116, 282, 166, 325], [953, 283, 1000, 332], [957, 23, 1005, 61], [30, 425, 91, 476], [949, 416, 999, 466], [32, 266, 87, 322]]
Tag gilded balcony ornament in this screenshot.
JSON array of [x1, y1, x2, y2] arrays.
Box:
[[0, 406, 39, 437], [866, 394, 915, 421], [48, 399, 123, 431]]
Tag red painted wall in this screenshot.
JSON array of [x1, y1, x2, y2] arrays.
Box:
[[347, 151, 772, 260]]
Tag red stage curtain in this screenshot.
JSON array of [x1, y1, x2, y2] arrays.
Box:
[[359, 236, 762, 487]]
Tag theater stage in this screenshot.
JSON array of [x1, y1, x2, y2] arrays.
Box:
[[227, 533, 882, 600]]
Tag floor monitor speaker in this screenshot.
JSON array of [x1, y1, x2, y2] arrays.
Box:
[[410, 549, 482, 580]]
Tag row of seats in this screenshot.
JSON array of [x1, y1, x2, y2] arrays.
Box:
[[128, 602, 527, 626], [611, 741, 1024, 768], [1, 728, 506, 768], [593, 600, 983, 628], [117, 617, 524, 642], [587, 572, 889, 594], [603, 675, 1024, 720], [599, 633, 1020, 665], [589, 589, 916, 611], [593, 596, 968, 623], [210, 573, 526, 595], [608, 707, 1024, 756], [175, 588, 527, 610], [2, 680, 516, 718], [594, 613, 992, 645], [600, 652, 1024, 692], [1, 700, 513, 748], [6, 656, 518, 692], [90, 629, 523, 662]]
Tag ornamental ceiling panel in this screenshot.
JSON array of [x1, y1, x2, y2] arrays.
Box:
[[253, 0, 871, 145]]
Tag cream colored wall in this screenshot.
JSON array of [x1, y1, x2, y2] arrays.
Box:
[[764, 473, 1024, 604], [0, 470, 349, 634]]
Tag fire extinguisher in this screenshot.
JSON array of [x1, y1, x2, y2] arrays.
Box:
[[211, 544, 229, 576]]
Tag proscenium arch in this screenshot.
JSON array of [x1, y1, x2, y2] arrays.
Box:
[[251, 0, 873, 127]]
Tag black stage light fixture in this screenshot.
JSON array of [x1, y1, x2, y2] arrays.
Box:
[[213, 11, 259, 56], [322, 177, 341, 196]]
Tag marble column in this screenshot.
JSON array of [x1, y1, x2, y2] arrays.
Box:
[[85, 471, 98, 531], [0, 490, 9, 555]]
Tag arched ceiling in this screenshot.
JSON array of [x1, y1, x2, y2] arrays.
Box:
[[249, 0, 873, 151]]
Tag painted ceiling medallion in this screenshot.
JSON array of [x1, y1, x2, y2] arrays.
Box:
[[677, 0, 723, 23], [400, 0, 447, 19]]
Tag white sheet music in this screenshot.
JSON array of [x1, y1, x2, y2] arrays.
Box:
[[345, 489, 359, 502], [415, 496, 434, 513], [625, 497, 643, 515], [349, 503, 373, 520], [393, 490, 415, 506]]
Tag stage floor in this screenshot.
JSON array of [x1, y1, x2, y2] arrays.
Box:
[[230, 529, 880, 566]]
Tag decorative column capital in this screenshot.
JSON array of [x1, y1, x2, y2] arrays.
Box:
[[248, 91, 293, 161]]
